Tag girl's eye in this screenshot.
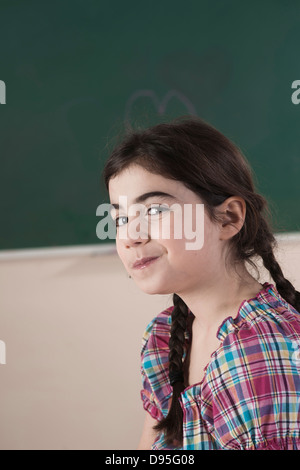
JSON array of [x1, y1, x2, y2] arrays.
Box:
[[115, 216, 128, 227], [114, 205, 169, 228], [147, 205, 169, 216]]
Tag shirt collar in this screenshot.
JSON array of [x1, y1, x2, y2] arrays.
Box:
[[216, 281, 277, 341]]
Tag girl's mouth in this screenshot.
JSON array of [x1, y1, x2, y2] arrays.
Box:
[[133, 256, 160, 270]]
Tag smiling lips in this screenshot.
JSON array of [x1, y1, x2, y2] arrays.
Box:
[[133, 256, 160, 269]]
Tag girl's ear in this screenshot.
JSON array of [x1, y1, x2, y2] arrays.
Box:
[[218, 196, 246, 240]]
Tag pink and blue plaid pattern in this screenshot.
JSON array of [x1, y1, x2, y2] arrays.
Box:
[[140, 282, 300, 450]]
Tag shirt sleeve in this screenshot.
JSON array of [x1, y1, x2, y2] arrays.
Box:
[[140, 314, 171, 422], [140, 317, 164, 421]]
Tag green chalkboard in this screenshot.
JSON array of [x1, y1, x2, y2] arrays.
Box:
[[1, 0, 300, 250]]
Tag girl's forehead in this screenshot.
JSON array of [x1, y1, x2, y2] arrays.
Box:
[[108, 169, 203, 206], [109, 165, 183, 191], [112, 165, 167, 181]]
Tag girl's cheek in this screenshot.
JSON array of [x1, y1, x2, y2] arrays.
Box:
[[149, 210, 183, 241], [116, 241, 125, 262], [149, 212, 172, 240]]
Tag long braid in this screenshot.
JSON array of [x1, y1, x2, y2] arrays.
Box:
[[253, 218, 300, 312], [154, 293, 189, 446]]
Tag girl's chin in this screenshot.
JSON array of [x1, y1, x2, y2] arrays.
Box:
[[137, 283, 173, 296], [133, 273, 182, 296]]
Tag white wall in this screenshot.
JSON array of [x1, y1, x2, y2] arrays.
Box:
[[0, 236, 299, 450]]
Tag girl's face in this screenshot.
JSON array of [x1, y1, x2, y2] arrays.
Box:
[[108, 164, 224, 296]]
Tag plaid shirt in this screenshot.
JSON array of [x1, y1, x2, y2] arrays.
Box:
[[140, 282, 300, 450]]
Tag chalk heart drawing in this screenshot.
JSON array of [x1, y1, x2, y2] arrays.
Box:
[[124, 89, 197, 128]]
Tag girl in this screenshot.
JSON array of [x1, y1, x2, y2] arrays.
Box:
[[103, 116, 300, 450]]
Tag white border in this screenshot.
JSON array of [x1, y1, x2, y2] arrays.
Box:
[[0, 232, 299, 260]]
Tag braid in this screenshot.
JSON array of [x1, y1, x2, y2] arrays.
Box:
[[253, 218, 300, 312], [153, 293, 189, 446]]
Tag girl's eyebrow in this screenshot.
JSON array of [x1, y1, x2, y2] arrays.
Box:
[[110, 191, 177, 210]]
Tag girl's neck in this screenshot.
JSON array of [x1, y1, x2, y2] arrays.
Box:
[[177, 265, 263, 336]]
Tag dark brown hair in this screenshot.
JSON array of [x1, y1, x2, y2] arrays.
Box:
[[102, 115, 300, 446]]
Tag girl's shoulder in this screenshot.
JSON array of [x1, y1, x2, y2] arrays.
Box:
[[141, 306, 173, 356], [217, 281, 300, 344], [207, 282, 300, 396], [241, 282, 300, 341], [204, 284, 300, 450]]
